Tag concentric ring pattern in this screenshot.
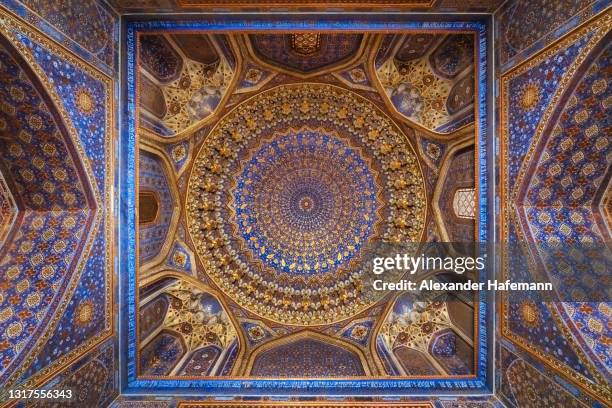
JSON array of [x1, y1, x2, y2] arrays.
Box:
[[187, 83, 426, 325], [234, 130, 379, 275]]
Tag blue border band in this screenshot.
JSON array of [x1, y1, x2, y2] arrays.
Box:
[[121, 16, 489, 395]]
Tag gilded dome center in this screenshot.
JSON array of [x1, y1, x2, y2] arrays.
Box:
[[186, 83, 426, 325]]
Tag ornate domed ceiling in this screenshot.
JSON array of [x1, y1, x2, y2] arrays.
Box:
[[1, 1, 609, 406], [134, 29, 480, 381], [186, 83, 426, 325]]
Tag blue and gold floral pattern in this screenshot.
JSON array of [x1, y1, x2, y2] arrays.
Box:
[[187, 83, 426, 326], [139, 150, 176, 263], [12, 0, 117, 68], [375, 34, 475, 134], [0, 38, 97, 385], [0, 9, 113, 393], [234, 130, 379, 275], [500, 9, 611, 404]]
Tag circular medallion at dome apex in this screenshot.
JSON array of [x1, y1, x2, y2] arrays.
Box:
[[187, 83, 427, 325], [234, 130, 380, 275]]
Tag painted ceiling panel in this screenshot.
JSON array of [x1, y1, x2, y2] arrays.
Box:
[[250, 336, 367, 377], [249, 33, 363, 74], [138, 33, 236, 137], [0, 0, 607, 405], [172, 34, 220, 65], [375, 33, 475, 134], [139, 149, 177, 264], [140, 35, 183, 83], [0, 26, 110, 391], [499, 11, 612, 406], [133, 27, 481, 387]]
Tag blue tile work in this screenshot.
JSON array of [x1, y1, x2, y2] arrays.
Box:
[[0, 36, 97, 385], [0, 6, 114, 395], [435, 112, 475, 134], [241, 322, 273, 347], [140, 331, 186, 376], [28, 339, 117, 408], [335, 63, 371, 88], [495, 0, 609, 71], [179, 346, 222, 376], [123, 16, 490, 394], [524, 45, 611, 208], [0, 41, 90, 210], [0, 210, 93, 383], [165, 241, 193, 274], [430, 34, 474, 79], [340, 320, 374, 347], [139, 150, 175, 263], [500, 9, 611, 405], [163, 140, 191, 176], [518, 39, 612, 375], [504, 33, 594, 182], [562, 301, 611, 373], [0, 0, 118, 73], [506, 300, 596, 381], [250, 33, 362, 73], [430, 330, 471, 375], [11, 30, 111, 196], [139, 295, 169, 340], [140, 34, 182, 83], [419, 137, 446, 170], [522, 207, 603, 244], [18, 230, 111, 381], [236, 61, 275, 91], [232, 130, 378, 275], [250, 338, 366, 377], [498, 343, 603, 408]]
